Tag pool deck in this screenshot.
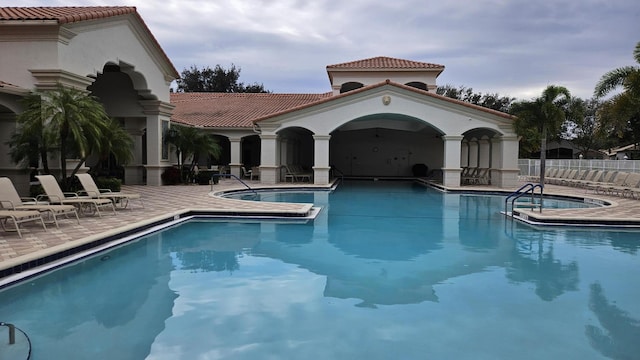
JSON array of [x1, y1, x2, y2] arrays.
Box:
[[2, 178, 640, 276]]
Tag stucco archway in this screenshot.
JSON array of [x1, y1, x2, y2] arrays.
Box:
[[330, 114, 443, 177]]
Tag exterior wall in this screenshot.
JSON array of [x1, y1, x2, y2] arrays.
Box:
[[0, 14, 177, 186], [330, 70, 439, 95], [257, 85, 517, 187]]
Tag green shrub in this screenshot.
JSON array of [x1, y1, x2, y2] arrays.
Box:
[[95, 177, 122, 191], [196, 171, 219, 185], [161, 167, 182, 185]]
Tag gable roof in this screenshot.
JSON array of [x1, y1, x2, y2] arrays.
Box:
[[170, 92, 332, 128], [327, 56, 444, 70], [0, 6, 136, 24], [170, 81, 514, 129], [0, 6, 179, 78], [250, 80, 514, 123]]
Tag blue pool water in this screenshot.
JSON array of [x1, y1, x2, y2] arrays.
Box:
[[1, 181, 639, 359]]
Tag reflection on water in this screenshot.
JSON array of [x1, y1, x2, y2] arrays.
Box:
[[586, 283, 640, 359], [1, 181, 640, 359]]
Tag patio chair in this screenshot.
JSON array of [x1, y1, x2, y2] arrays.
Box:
[[250, 166, 260, 181], [241, 166, 252, 179], [35, 175, 116, 217], [288, 165, 312, 182], [75, 173, 144, 209], [0, 209, 46, 238], [0, 177, 79, 228], [594, 172, 629, 195]]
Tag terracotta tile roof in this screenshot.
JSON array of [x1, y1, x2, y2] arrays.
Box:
[[0, 7, 179, 78], [0, 6, 136, 24], [248, 80, 513, 123], [170, 92, 333, 128], [171, 81, 513, 128], [326, 56, 444, 70]]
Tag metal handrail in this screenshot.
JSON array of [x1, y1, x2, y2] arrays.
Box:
[[211, 173, 257, 196], [504, 183, 544, 216]]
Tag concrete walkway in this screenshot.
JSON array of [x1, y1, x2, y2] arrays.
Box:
[[1, 178, 639, 276]]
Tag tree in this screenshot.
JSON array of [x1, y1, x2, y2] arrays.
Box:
[[511, 85, 572, 185], [176, 64, 269, 93], [10, 85, 118, 184], [436, 84, 514, 112], [88, 118, 134, 176], [164, 124, 222, 182], [564, 98, 608, 158], [594, 41, 640, 148]]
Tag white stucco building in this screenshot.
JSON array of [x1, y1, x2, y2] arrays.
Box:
[[1, 6, 520, 193]]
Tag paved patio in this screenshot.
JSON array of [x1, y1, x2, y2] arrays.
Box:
[[2, 178, 640, 276]]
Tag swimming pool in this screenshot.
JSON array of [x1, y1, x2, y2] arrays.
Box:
[[0, 181, 638, 359]]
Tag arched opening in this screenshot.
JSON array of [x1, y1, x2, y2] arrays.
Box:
[[330, 114, 443, 177], [460, 128, 501, 185], [86, 63, 153, 184], [242, 134, 261, 168], [340, 82, 364, 94], [405, 81, 428, 91], [278, 127, 314, 178]]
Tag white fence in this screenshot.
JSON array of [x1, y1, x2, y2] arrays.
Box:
[[518, 159, 640, 177]]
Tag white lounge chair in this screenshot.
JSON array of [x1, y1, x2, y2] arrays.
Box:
[[0, 209, 46, 238], [0, 177, 79, 228], [75, 173, 144, 209], [35, 175, 116, 217]]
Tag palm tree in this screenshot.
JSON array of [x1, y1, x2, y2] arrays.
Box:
[[512, 85, 572, 186], [10, 84, 124, 184], [594, 41, 640, 149], [164, 124, 221, 182]]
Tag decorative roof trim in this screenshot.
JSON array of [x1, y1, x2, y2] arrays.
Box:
[[252, 80, 514, 124]]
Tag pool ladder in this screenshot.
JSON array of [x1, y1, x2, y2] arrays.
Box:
[[504, 183, 544, 219]]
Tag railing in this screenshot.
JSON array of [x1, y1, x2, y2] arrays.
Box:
[[504, 182, 544, 218], [330, 165, 345, 182], [211, 173, 257, 196], [519, 159, 640, 178]]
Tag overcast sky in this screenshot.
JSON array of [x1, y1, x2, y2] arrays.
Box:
[[18, 0, 640, 100]]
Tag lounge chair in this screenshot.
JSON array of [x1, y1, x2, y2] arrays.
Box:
[[35, 175, 116, 217], [284, 165, 312, 182], [545, 169, 567, 184], [0, 177, 79, 228], [566, 170, 596, 187], [594, 172, 629, 195], [584, 171, 617, 192], [75, 173, 144, 209], [0, 209, 46, 238], [608, 172, 640, 197], [559, 169, 579, 186]]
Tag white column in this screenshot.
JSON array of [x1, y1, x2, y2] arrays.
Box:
[[313, 134, 331, 185], [259, 133, 278, 184], [468, 138, 479, 168], [229, 137, 242, 178], [460, 139, 469, 168], [442, 135, 463, 187], [140, 100, 174, 186], [124, 125, 145, 185], [478, 136, 491, 168], [492, 135, 520, 188]]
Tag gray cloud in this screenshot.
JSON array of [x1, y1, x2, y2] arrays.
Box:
[[15, 0, 640, 99]]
